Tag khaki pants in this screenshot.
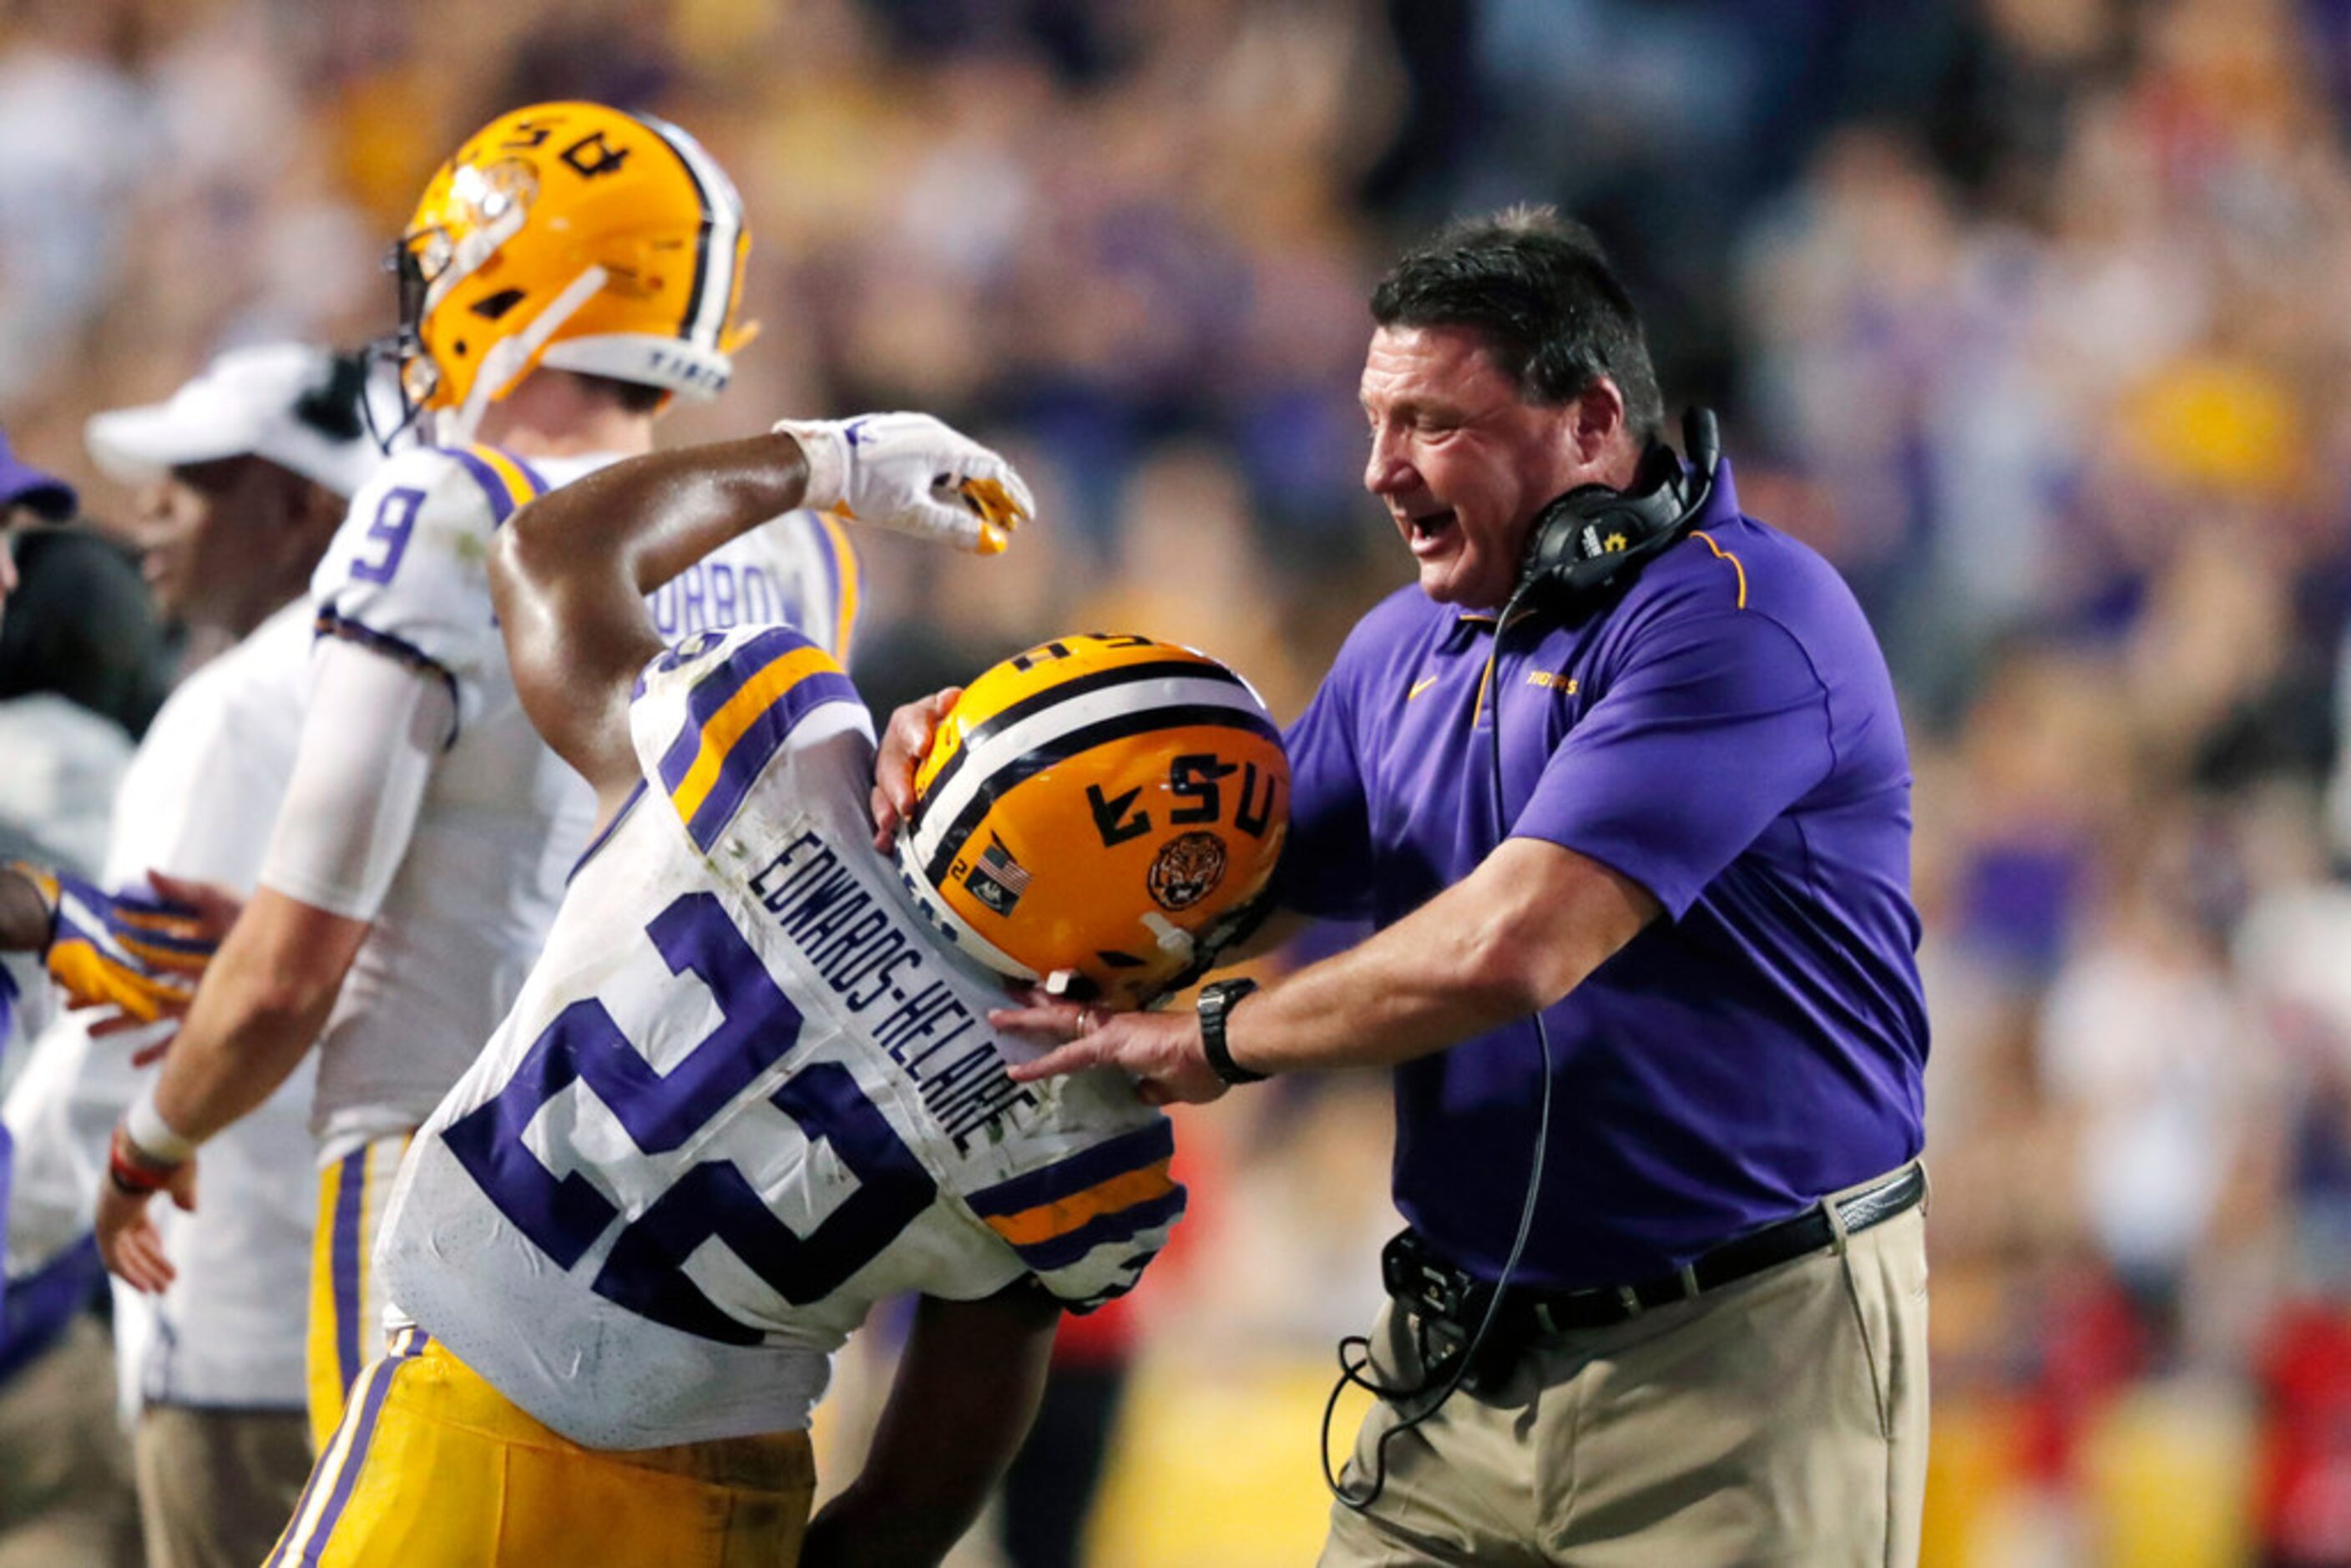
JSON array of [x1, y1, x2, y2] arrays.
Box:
[[1323, 1196, 1929, 1567], [136, 1404, 312, 1568], [0, 1316, 141, 1568]]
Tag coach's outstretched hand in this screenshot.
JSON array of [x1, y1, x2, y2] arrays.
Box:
[[776, 413, 1033, 555], [993, 990, 1231, 1107], [868, 686, 958, 851]]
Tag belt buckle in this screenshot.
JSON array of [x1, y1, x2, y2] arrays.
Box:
[[1615, 1285, 1644, 1319]]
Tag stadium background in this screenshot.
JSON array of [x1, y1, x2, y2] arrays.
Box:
[[0, 0, 2343, 1562]]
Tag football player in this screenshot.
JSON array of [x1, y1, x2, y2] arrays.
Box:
[[89, 101, 892, 1449], [247, 418, 1280, 1565]]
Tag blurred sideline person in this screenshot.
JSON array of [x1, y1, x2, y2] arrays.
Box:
[[4, 343, 377, 1568], [0, 429, 78, 636], [91, 101, 865, 1449], [0, 431, 228, 1568], [895, 209, 1932, 1565], [0, 429, 173, 741], [260, 419, 1269, 1567]]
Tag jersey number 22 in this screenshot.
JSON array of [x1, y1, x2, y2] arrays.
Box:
[[443, 891, 938, 1344]]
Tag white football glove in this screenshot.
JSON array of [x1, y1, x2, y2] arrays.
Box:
[[774, 413, 1034, 556]]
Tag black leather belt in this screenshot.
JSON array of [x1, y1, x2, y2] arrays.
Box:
[[1384, 1163, 1927, 1347]]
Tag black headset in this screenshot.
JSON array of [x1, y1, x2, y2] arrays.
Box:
[[1504, 406, 1722, 621]]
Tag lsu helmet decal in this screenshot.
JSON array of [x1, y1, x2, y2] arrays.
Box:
[[897, 634, 1288, 1009], [389, 101, 756, 442]]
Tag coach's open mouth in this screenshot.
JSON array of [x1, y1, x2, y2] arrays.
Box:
[[1406, 510, 1457, 554]]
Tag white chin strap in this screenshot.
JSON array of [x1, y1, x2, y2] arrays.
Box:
[[439, 265, 609, 447]]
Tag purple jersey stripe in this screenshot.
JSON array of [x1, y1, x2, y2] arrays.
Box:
[[314, 609, 463, 748], [967, 1120, 1176, 1219], [680, 668, 861, 851], [654, 626, 830, 797], [1006, 1186, 1187, 1273], [442, 447, 518, 525], [330, 1149, 365, 1398], [301, 1351, 404, 1562]]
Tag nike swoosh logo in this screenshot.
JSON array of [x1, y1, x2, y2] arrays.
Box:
[[1407, 675, 1440, 701]]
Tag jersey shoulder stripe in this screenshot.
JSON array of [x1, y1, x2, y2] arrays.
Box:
[[437, 444, 549, 526], [650, 627, 860, 849], [966, 1119, 1185, 1272], [312, 606, 462, 739]]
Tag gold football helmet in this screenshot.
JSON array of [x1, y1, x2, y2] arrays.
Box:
[[389, 101, 755, 442], [897, 634, 1289, 1009]]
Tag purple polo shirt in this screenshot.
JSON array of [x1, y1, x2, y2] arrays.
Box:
[[1281, 460, 1927, 1289]]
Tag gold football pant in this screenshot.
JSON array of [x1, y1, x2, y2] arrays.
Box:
[[306, 1133, 411, 1452], [266, 1329, 816, 1566]]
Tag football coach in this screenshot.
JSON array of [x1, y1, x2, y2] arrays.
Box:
[[892, 205, 1931, 1565]]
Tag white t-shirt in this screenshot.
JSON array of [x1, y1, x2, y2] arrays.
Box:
[[4, 599, 318, 1409], [377, 625, 1179, 1449], [282, 445, 860, 1161]]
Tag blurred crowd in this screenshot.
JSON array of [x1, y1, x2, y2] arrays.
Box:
[[8, 0, 2351, 1562]]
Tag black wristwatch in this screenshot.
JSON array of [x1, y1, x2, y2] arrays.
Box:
[[1196, 978, 1267, 1085]]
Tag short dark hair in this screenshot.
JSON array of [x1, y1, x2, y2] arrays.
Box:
[[1370, 205, 1665, 444], [569, 372, 669, 416]]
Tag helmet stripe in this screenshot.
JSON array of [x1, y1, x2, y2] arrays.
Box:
[[919, 659, 1245, 826], [913, 673, 1267, 862], [919, 704, 1283, 887], [632, 112, 742, 348]]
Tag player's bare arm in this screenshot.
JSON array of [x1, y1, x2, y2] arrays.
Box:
[[98, 886, 368, 1291], [495, 415, 1034, 819], [492, 432, 817, 812], [801, 1282, 1061, 1568], [1001, 837, 1660, 1102], [94, 625, 452, 1288]]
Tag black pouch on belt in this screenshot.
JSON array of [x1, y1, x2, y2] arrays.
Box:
[[1379, 1228, 1534, 1400]]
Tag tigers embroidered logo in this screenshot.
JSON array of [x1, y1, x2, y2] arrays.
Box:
[[1147, 832, 1227, 912]]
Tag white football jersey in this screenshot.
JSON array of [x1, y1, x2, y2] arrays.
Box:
[[377, 625, 1179, 1449], [295, 445, 860, 1160], [4, 598, 318, 1409]]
